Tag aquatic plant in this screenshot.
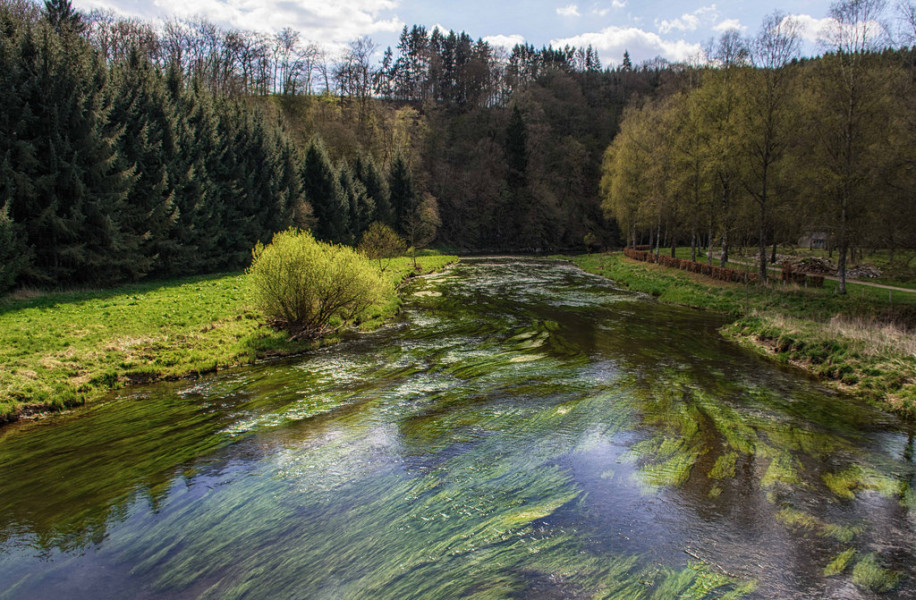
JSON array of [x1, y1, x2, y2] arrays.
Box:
[[824, 548, 856, 576], [851, 553, 901, 592]]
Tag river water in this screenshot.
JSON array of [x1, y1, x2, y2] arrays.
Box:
[[1, 258, 914, 599]]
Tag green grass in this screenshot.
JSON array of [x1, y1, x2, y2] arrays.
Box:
[[0, 252, 457, 423], [570, 252, 916, 415]]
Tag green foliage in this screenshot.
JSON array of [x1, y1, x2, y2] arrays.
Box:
[[0, 201, 29, 293], [303, 139, 349, 244], [571, 252, 916, 415], [358, 222, 407, 271], [0, 250, 456, 422], [246, 229, 390, 340], [851, 554, 901, 593], [388, 153, 416, 237]]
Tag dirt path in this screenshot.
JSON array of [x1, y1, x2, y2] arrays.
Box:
[[712, 255, 916, 294]]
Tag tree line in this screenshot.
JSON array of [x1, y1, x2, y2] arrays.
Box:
[[3, 0, 671, 295], [601, 1, 916, 293], [0, 0, 446, 292]]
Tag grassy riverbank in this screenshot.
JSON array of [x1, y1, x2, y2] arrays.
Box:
[[0, 253, 457, 424], [571, 253, 916, 416]]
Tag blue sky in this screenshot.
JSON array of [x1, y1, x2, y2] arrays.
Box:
[[73, 0, 839, 65]]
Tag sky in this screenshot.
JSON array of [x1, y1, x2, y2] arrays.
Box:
[[71, 0, 843, 66]]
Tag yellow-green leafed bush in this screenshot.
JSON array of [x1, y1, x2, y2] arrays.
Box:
[[247, 229, 390, 340]]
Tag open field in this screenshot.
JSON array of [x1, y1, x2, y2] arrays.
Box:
[[0, 253, 457, 423], [571, 252, 916, 416]]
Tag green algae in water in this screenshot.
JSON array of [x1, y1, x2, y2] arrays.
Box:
[[851, 553, 901, 593], [824, 548, 856, 576], [823, 464, 905, 500], [0, 258, 911, 599], [708, 451, 737, 479], [760, 453, 803, 488]]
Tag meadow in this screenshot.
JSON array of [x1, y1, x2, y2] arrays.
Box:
[[0, 253, 457, 423], [572, 252, 916, 415]]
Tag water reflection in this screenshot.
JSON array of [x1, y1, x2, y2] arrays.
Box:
[[0, 258, 913, 599]]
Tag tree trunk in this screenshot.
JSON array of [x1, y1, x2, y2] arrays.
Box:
[[837, 201, 848, 295], [707, 220, 713, 266], [758, 202, 767, 283]]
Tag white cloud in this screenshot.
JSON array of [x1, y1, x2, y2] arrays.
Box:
[[713, 18, 745, 33], [557, 4, 581, 17], [788, 14, 834, 43], [656, 4, 719, 34], [484, 33, 526, 50], [593, 1, 625, 17], [74, 0, 403, 43], [552, 26, 703, 66]]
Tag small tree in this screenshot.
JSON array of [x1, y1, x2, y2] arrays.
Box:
[[358, 222, 406, 272], [247, 229, 389, 340]]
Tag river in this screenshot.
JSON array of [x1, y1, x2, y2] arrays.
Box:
[[0, 258, 913, 599]]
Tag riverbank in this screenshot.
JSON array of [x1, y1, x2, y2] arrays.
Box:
[[0, 253, 457, 424], [571, 253, 916, 416]]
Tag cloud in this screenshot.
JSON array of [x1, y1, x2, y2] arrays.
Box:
[[552, 26, 703, 66], [556, 4, 581, 17], [484, 33, 526, 50], [593, 1, 625, 17], [656, 4, 719, 34], [788, 14, 834, 42], [74, 0, 404, 43], [786, 12, 885, 49], [713, 18, 744, 33]]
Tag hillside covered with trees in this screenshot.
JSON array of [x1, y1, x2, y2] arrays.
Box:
[[2, 0, 916, 294], [601, 2, 916, 293]]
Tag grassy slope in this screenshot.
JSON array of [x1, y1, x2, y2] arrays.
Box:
[[0, 254, 457, 423], [571, 253, 916, 416]]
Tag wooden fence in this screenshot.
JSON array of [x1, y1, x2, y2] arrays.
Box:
[[623, 248, 824, 287]]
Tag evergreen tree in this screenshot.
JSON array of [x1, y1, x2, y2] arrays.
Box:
[[110, 47, 180, 278], [388, 154, 417, 237], [164, 72, 225, 274], [339, 163, 373, 243], [43, 0, 84, 35], [0, 198, 30, 294], [302, 139, 349, 243], [354, 154, 392, 227], [8, 22, 135, 285], [505, 104, 529, 245]]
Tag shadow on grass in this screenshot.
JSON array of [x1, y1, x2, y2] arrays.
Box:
[[0, 271, 243, 317]]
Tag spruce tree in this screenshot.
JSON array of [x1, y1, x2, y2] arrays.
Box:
[[110, 46, 180, 278], [9, 22, 135, 285], [43, 0, 84, 36], [504, 104, 529, 246], [302, 139, 349, 243], [388, 154, 417, 237], [339, 163, 373, 243], [355, 154, 392, 227]]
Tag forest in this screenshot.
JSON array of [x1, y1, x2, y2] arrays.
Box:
[[1, 0, 915, 294]]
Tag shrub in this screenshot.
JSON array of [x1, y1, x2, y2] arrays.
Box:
[[358, 222, 406, 272], [247, 229, 390, 340]]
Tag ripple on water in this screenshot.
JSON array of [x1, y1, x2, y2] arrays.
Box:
[[1, 258, 914, 600]]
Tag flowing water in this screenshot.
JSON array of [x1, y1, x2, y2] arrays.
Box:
[[1, 258, 914, 599]]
